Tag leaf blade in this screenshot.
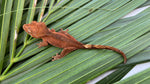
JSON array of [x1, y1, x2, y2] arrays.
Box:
[[0, 0, 13, 74]]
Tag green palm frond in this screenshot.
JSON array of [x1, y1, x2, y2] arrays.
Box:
[[0, 0, 150, 84], [115, 67, 150, 84]]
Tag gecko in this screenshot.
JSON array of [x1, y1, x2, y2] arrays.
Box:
[[23, 21, 127, 63]]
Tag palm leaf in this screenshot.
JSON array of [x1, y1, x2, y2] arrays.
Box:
[[96, 66, 134, 84], [0, 0, 13, 74], [0, 0, 150, 84], [115, 67, 150, 84]]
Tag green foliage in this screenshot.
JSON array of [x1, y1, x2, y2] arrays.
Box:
[[0, 0, 150, 84], [115, 67, 150, 84], [96, 66, 134, 84]]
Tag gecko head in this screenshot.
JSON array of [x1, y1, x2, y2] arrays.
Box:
[[23, 21, 50, 38]]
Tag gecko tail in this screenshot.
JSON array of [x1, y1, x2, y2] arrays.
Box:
[[83, 44, 127, 64]]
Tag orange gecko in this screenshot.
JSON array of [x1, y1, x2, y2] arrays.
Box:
[[23, 21, 127, 63]]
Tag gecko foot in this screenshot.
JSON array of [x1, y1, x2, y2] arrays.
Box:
[[52, 53, 62, 61], [36, 41, 48, 48], [60, 28, 69, 32], [48, 28, 55, 32], [36, 43, 42, 48]]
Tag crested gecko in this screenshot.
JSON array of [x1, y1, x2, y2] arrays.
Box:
[[23, 21, 127, 63]]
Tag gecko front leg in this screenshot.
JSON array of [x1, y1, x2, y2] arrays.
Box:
[[37, 40, 48, 48], [52, 47, 77, 61]]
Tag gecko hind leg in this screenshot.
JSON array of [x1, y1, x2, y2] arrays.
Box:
[[52, 47, 77, 61]]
